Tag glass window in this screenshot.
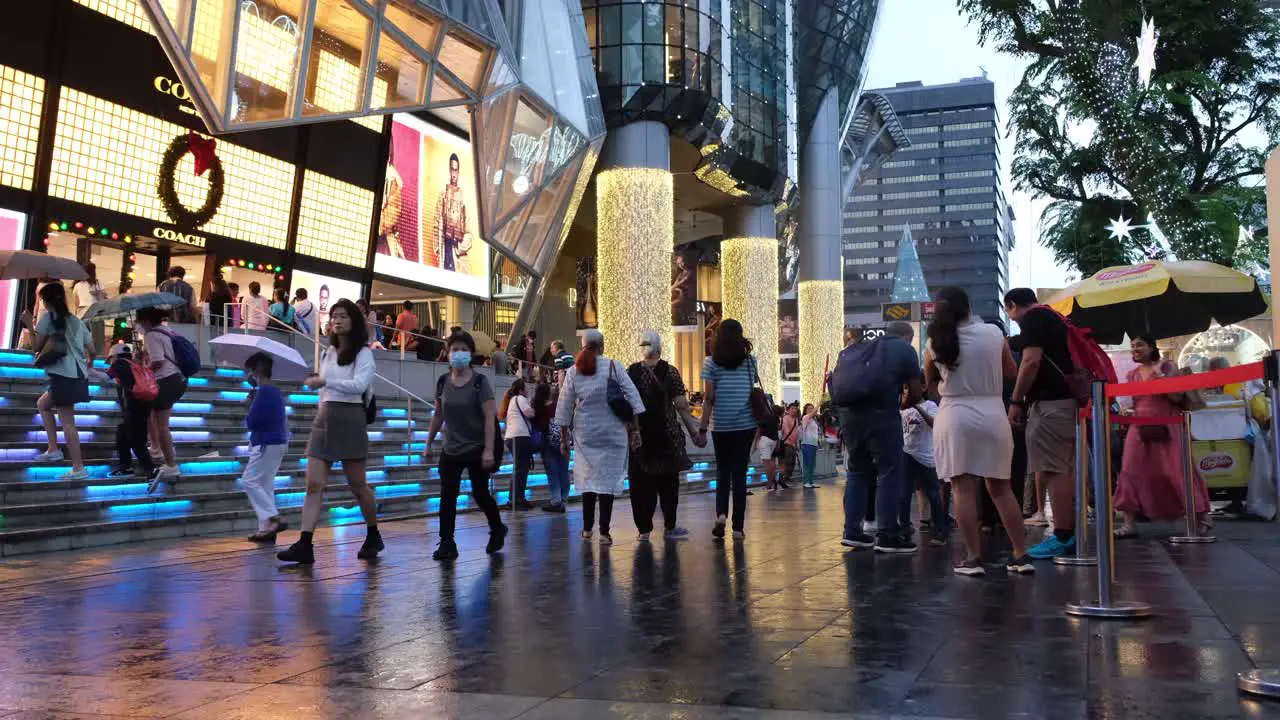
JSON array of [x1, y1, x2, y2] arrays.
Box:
[[302, 1, 371, 118], [621, 3, 642, 43], [583, 7, 598, 48], [642, 2, 664, 43], [622, 44, 643, 83], [598, 46, 622, 85], [600, 5, 621, 45], [643, 45, 664, 83]]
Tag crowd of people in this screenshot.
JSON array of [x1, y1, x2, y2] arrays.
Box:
[[22, 267, 1225, 572]]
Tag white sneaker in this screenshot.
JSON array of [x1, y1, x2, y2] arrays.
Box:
[[34, 449, 64, 463], [59, 468, 89, 481], [159, 465, 181, 478], [1026, 512, 1049, 528]]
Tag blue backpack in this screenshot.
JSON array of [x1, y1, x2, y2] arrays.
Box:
[[160, 329, 201, 378], [829, 338, 890, 407]]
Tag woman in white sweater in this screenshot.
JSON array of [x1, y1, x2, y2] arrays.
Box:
[[278, 299, 379, 565]]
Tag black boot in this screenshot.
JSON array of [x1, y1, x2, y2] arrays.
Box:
[[277, 539, 314, 564], [433, 540, 459, 561], [486, 524, 509, 554], [357, 527, 384, 560]]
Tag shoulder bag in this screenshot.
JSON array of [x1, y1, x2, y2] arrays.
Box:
[[607, 360, 635, 422], [749, 356, 772, 423]]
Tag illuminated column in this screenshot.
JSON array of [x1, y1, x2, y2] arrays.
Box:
[[596, 122, 673, 355], [1267, 147, 1279, 346], [722, 205, 780, 400], [798, 88, 844, 407]]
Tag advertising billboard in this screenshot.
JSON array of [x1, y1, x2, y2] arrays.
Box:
[[672, 248, 698, 328], [375, 113, 490, 298], [0, 210, 25, 349], [291, 270, 363, 333]]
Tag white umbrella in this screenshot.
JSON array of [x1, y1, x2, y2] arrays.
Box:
[[210, 334, 310, 381], [0, 250, 88, 280]]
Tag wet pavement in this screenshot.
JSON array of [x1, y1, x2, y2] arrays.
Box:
[[0, 485, 1278, 719]]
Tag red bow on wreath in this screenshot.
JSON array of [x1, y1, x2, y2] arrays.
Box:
[[187, 132, 217, 177]]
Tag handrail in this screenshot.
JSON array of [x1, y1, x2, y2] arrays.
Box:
[[367, 319, 447, 348]]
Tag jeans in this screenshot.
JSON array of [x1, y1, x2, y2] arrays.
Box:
[[438, 450, 504, 542], [713, 428, 755, 531], [115, 401, 153, 473], [239, 443, 285, 528], [901, 454, 949, 536], [508, 435, 534, 503], [800, 443, 818, 486], [583, 492, 614, 534], [542, 443, 570, 504], [839, 408, 906, 540], [631, 470, 679, 533]]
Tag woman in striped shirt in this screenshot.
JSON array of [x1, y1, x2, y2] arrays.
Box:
[[697, 319, 759, 540]]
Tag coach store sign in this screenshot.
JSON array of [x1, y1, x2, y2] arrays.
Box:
[[152, 227, 206, 248]]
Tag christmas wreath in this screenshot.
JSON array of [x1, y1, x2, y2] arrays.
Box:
[[157, 131, 224, 229]]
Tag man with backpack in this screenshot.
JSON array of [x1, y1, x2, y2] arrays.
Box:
[[1004, 288, 1083, 559], [105, 343, 156, 480], [831, 321, 925, 554]]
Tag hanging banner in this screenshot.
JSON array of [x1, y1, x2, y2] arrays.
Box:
[[672, 247, 698, 328], [778, 298, 799, 357], [576, 256, 598, 330]]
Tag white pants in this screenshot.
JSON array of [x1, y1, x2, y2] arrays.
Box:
[[240, 444, 285, 528]]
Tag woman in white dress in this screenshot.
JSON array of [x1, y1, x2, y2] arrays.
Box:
[[555, 329, 646, 545], [925, 286, 1033, 577]]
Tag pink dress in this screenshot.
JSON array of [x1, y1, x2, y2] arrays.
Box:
[[1114, 363, 1210, 520]]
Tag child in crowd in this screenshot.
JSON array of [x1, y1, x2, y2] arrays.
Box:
[[901, 390, 949, 546], [106, 343, 156, 480], [241, 352, 289, 542]]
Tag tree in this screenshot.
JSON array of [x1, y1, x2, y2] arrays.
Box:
[[958, 0, 1280, 274]]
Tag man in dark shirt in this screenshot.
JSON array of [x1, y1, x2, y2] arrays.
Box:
[[1004, 288, 1078, 559], [837, 321, 924, 554], [157, 266, 196, 324]]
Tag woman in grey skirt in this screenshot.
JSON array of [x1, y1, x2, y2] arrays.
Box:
[[278, 299, 380, 565]]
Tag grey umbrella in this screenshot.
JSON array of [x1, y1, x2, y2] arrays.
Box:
[[81, 292, 188, 322], [0, 250, 88, 280]]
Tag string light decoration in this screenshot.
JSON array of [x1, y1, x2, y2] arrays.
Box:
[[596, 167, 673, 356], [799, 280, 843, 408], [721, 237, 780, 400], [1134, 17, 1159, 90], [1056, 0, 1216, 260]]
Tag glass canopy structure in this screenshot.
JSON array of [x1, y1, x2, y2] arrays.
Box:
[[137, 0, 605, 280]]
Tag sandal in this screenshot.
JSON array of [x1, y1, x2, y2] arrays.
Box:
[[1113, 526, 1138, 539]]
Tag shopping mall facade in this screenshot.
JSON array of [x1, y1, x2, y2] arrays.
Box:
[[0, 0, 897, 405]]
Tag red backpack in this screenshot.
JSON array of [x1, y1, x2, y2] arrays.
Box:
[[1030, 305, 1117, 406], [128, 360, 159, 402]]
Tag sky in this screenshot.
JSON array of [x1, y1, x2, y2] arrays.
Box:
[[861, 0, 1075, 293]]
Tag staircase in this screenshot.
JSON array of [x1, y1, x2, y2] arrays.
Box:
[[0, 350, 761, 556]]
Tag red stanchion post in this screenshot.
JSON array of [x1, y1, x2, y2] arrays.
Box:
[[1170, 411, 1214, 544]]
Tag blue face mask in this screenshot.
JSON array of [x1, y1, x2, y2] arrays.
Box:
[[449, 350, 472, 368]]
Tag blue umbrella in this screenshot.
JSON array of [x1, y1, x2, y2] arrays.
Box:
[[81, 292, 188, 322]]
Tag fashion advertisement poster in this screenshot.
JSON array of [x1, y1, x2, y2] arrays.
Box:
[[575, 256, 598, 330], [374, 113, 491, 298], [0, 209, 25, 349], [698, 300, 722, 355], [671, 248, 698, 328], [778, 298, 799, 357], [291, 270, 362, 332]]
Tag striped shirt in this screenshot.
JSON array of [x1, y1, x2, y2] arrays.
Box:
[[702, 355, 758, 432]]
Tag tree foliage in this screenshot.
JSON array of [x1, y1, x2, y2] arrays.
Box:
[[957, 0, 1280, 275]]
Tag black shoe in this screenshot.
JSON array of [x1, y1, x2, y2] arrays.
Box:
[[712, 522, 726, 540], [779, 481, 791, 489], [486, 524, 509, 554], [277, 540, 314, 564], [432, 541, 459, 561], [840, 533, 875, 548], [515, 500, 536, 510], [1006, 555, 1036, 575], [108, 467, 133, 479], [357, 531, 384, 560], [541, 503, 566, 513], [873, 535, 918, 554], [954, 559, 986, 576]]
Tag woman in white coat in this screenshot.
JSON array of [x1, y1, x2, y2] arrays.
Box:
[[555, 329, 646, 545]]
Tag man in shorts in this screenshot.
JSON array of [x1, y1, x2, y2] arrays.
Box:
[[1004, 288, 1078, 559]]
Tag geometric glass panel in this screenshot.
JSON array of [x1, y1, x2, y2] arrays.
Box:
[[438, 31, 488, 91], [231, 0, 303, 124], [303, 1, 371, 117], [372, 29, 427, 110]]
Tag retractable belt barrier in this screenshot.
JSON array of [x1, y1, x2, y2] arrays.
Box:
[[1065, 362, 1267, 621]]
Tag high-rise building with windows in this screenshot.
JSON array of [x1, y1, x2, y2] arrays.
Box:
[[842, 77, 1015, 323]]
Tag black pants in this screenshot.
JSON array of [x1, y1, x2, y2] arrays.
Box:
[[438, 450, 504, 542], [631, 470, 679, 533], [508, 435, 534, 503], [583, 492, 614, 534], [116, 401, 153, 473], [713, 428, 754, 531], [866, 479, 877, 522]]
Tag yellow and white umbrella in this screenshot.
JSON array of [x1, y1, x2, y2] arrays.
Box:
[[1045, 260, 1266, 344]]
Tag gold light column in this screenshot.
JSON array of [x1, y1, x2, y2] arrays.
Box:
[[722, 236, 780, 400], [596, 167, 674, 355], [800, 279, 844, 408], [1267, 147, 1279, 346]]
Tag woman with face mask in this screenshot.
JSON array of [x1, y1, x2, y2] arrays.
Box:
[[425, 330, 508, 560], [277, 299, 380, 565], [556, 329, 646, 545], [627, 330, 704, 539]]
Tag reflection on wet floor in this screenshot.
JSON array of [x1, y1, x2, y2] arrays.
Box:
[[0, 486, 1277, 719]]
